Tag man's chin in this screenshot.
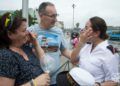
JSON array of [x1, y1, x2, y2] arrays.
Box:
[[48, 25, 55, 29]]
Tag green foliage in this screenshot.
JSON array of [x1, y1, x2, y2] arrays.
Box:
[[13, 9, 36, 26], [0, 15, 1, 19], [14, 10, 22, 18], [28, 14, 36, 26]]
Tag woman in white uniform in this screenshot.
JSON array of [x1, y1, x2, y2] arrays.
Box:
[[71, 16, 119, 86]]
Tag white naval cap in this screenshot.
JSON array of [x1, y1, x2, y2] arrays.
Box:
[[69, 67, 95, 86]]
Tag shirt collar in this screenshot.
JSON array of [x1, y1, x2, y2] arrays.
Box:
[[94, 40, 109, 51]]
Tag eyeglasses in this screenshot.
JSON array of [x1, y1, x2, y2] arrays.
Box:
[[43, 13, 59, 18]]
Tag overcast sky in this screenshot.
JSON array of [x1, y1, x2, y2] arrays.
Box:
[[0, 0, 120, 28]]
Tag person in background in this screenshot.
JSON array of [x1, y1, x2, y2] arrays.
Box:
[[71, 16, 119, 86], [28, 2, 71, 86], [0, 12, 50, 86], [70, 32, 79, 48], [72, 33, 79, 48]]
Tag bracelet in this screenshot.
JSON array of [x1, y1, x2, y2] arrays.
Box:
[[96, 82, 101, 86], [32, 79, 37, 86]]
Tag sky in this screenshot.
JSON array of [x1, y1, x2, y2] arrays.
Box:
[[0, 0, 120, 28]]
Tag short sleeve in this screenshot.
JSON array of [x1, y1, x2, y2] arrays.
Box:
[[103, 52, 119, 82], [0, 49, 19, 79], [60, 30, 67, 52]]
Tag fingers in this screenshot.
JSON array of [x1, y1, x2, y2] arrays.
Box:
[[84, 27, 93, 37], [46, 79, 50, 85], [43, 73, 50, 82], [45, 70, 50, 74], [79, 27, 93, 43], [26, 32, 38, 45], [44, 73, 50, 80], [29, 32, 37, 40], [35, 73, 51, 86], [45, 74, 50, 86]]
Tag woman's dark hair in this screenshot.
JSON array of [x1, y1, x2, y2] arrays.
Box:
[[0, 12, 26, 48], [90, 16, 109, 40]]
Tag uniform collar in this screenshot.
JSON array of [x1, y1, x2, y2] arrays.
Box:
[[90, 40, 108, 53], [94, 40, 108, 50]]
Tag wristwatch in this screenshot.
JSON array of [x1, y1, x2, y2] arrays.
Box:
[[95, 82, 101, 86]]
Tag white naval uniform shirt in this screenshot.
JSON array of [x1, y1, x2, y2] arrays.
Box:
[[78, 40, 119, 83]]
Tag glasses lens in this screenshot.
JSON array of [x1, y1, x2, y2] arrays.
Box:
[[44, 13, 58, 18]]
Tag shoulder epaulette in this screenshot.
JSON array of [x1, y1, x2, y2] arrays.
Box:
[[107, 45, 118, 54]]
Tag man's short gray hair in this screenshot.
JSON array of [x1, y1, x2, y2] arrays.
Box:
[[38, 2, 54, 14]]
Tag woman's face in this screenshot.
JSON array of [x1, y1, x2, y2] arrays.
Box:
[[85, 20, 100, 43], [10, 21, 29, 45], [85, 21, 96, 43]]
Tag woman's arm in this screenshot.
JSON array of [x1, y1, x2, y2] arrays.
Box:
[[32, 40, 45, 59], [100, 50, 120, 86], [0, 77, 15, 86], [28, 32, 45, 59], [101, 81, 118, 86], [71, 41, 84, 63], [71, 28, 93, 63], [95, 81, 118, 86], [22, 73, 50, 86]]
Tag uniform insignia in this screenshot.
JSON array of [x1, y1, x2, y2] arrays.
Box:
[[107, 45, 118, 54]]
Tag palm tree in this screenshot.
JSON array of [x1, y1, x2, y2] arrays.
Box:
[[76, 22, 80, 29]]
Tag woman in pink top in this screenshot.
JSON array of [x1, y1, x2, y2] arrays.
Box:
[[73, 35, 79, 48]]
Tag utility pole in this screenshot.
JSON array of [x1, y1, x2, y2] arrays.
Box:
[[22, 0, 29, 26], [72, 4, 75, 29]]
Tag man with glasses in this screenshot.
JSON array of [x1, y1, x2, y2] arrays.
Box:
[[28, 2, 71, 86]]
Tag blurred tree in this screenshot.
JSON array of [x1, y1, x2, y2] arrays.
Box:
[[13, 9, 35, 26], [0, 15, 1, 19], [76, 22, 80, 29], [29, 14, 36, 26], [14, 10, 22, 18]]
